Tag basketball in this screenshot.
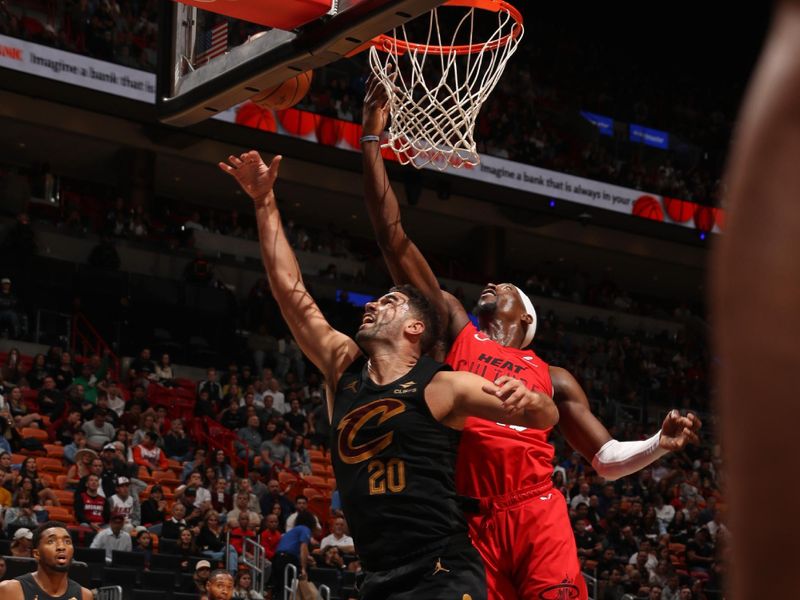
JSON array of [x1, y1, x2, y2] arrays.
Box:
[[250, 71, 313, 110]]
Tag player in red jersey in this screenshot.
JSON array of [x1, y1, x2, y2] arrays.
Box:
[[361, 76, 702, 600]]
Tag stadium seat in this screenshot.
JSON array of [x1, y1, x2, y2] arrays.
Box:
[[46, 506, 75, 523], [44, 444, 65, 458], [76, 547, 107, 565], [37, 456, 66, 473], [132, 590, 164, 600], [149, 553, 183, 571], [111, 550, 146, 569], [56, 475, 69, 489], [140, 570, 177, 591], [103, 566, 139, 588], [9, 454, 25, 466], [308, 568, 342, 598], [303, 487, 322, 500], [52, 489, 74, 505], [22, 428, 49, 442]]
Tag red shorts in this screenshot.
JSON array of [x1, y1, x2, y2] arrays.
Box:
[[467, 481, 588, 600]]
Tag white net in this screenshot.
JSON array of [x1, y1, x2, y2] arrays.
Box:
[[368, 0, 524, 171]]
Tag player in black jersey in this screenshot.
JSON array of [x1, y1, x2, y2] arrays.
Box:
[[0, 521, 92, 600], [220, 151, 558, 600]]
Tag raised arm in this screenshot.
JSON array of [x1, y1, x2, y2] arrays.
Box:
[[361, 76, 469, 342], [219, 152, 360, 387], [426, 370, 559, 430], [551, 366, 701, 481]]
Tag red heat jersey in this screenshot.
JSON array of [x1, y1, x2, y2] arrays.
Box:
[[446, 322, 555, 498]]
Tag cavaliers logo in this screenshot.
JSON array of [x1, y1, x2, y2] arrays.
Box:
[[337, 399, 405, 464]]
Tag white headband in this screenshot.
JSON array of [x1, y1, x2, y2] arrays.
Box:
[[514, 286, 537, 348]]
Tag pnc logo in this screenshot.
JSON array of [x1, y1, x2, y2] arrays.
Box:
[[337, 399, 405, 464]]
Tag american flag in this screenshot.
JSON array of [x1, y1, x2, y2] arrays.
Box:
[[194, 21, 228, 66]]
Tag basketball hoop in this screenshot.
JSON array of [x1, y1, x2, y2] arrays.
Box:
[[368, 0, 524, 170]]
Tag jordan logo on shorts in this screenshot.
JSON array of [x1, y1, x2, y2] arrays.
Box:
[[433, 558, 450, 575]]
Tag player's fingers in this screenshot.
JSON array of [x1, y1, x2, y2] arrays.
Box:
[[504, 389, 528, 411], [683, 428, 700, 445], [494, 380, 519, 400], [688, 412, 703, 431], [218, 162, 235, 174], [493, 375, 515, 387], [481, 382, 500, 397], [269, 155, 283, 174], [228, 154, 243, 167]]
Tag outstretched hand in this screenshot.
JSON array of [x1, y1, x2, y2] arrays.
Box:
[[218, 150, 282, 203], [659, 409, 702, 451], [362, 68, 395, 137]]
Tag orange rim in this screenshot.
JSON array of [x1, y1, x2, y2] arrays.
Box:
[[370, 0, 523, 56]]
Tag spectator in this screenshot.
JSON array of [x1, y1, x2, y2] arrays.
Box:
[[9, 528, 33, 557], [132, 431, 168, 472], [5, 499, 38, 535], [685, 528, 714, 576], [140, 484, 167, 530], [258, 428, 289, 475], [53, 352, 75, 391], [283, 399, 307, 437], [131, 412, 161, 447], [66, 446, 95, 488], [52, 407, 81, 447], [227, 493, 261, 530], [319, 517, 355, 554], [233, 569, 264, 600], [183, 559, 211, 594], [132, 528, 154, 566], [181, 448, 207, 482], [263, 379, 285, 413], [75, 473, 109, 531], [259, 513, 282, 560], [288, 435, 311, 476], [129, 348, 156, 381], [0, 278, 21, 338], [228, 512, 255, 561], [161, 502, 189, 540], [210, 449, 235, 482], [177, 472, 212, 514], [260, 479, 294, 519], [154, 353, 176, 384], [236, 415, 262, 461], [197, 510, 237, 571], [320, 545, 345, 570], [220, 398, 245, 431], [198, 368, 222, 405], [105, 383, 126, 417], [82, 409, 115, 451], [91, 512, 132, 563], [163, 418, 192, 461], [27, 354, 48, 389], [108, 476, 139, 530], [76, 458, 106, 498], [285, 495, 320, 532], [7, 386, 41, 428], [574, 518, 600, 561]]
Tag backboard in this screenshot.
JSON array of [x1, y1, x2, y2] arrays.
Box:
[[156, 0, 445, 126]]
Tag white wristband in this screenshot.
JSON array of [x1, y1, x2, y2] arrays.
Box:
[[591, 430, 668, 481]]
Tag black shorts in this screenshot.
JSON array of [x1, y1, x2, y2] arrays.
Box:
[[359, 535, 487, 600]]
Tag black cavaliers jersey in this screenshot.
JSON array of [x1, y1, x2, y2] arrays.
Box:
[[330, 355, 466, 571], [16, 573, 83, 600]]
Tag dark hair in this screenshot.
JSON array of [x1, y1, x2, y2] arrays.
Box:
[[145, 431, 159, 442], [390, 284, 440, 354], [208, 569, 233, 584], [33, 521, 68, 548], [295, 495, 308, 504], [94, 408, 108, 417], [295, 511, 317, 531]]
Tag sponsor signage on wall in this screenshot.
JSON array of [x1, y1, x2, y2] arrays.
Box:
[[0, 34, 720, 233]]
